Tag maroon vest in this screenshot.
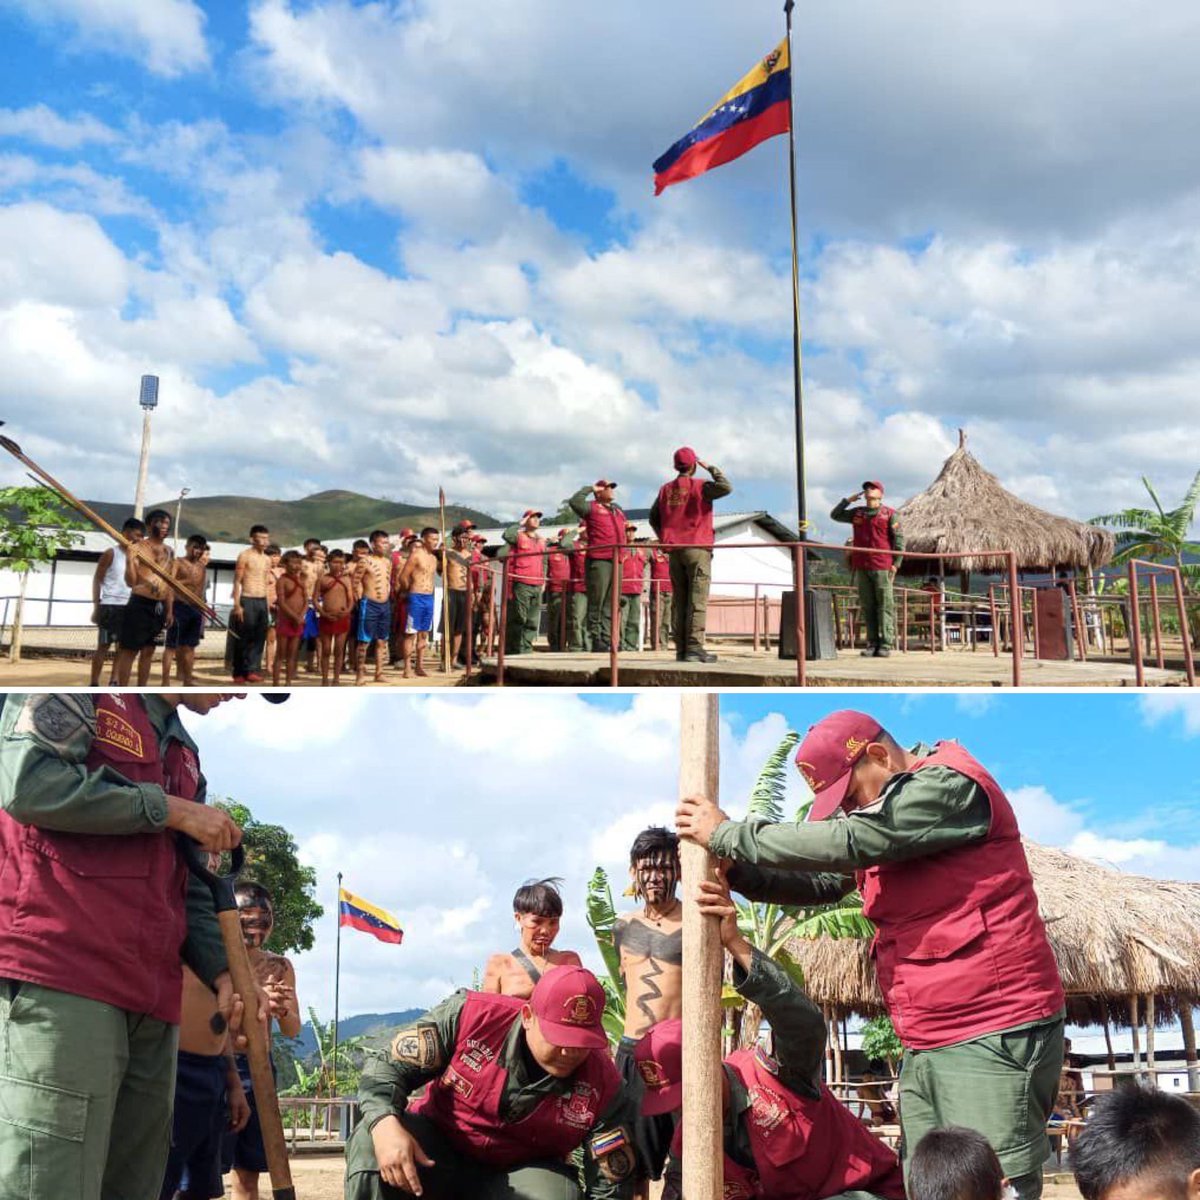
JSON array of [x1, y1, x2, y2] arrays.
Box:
[[859, 742, 1064, 1050], [546, 547, 571, 592], [569, 547, 588, 593], [583, 501, 626, 561], [0, 695, 201, 1024], [509, 530, 546, 586], [655, 476, 715, 546], [411, 993, 620, 1168], [649, 549, 673, 591], [670, 1048, 905, 1200], [621, 548, 647, 595], [849, 506, 896, 571]]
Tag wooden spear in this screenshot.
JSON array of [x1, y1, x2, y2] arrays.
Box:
[[679, 693, 724, 1200]]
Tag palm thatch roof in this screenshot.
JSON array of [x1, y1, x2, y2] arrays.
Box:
[[895, 431, 1115, 574], [785, 840, 1200, 1027]]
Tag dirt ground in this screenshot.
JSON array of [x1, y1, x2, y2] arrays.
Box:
[[227, 1156, 1081, 1199]]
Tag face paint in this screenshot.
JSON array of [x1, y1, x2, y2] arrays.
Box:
[[236, 897, 274, 948], [633, 852, 680, 903]]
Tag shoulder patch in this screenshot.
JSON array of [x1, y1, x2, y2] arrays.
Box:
[[591, 1127, 636, 1182], [13, 694, 95, 752], [391, 1023, 444, 1071]]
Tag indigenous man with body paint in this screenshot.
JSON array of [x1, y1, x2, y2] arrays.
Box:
[[830, 481, 905, 657], [231, 525, 273, 683], [612, 827, 684, 1196], [162, 535, 210, 688], [648, 447, 732, 663], [0, 692, 268, 1200], [502, 509, 547, 656], [483, 878, 584, 999], [676, 709, 1065, 1200], [441, 521, 475, 667], [568, 480, 627, 653], [397, 529, 440, 679], [222, 881, 301, 1200], [344, 965, 636, 1200], [115, 508, 175, 687], [355, 530, 394, 686], [638, 870, 906, 1200], [90, 515, 144, 686]]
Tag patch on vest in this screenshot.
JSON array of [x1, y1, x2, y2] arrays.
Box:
[[725, 1181, 758, 1200], [14, 694, 93, 752], [753, 1046, 780, 1076], [440, 1066, 474, 1099], [591, 1128, 635, 1182], [94, 707, 147, 759], [559, 1081, 600, 1129], [747, 1083, 788, 1138], [391, 1024, 443, 1070]]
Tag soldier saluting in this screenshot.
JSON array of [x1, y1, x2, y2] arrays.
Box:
[[830, 480, 904, 657]]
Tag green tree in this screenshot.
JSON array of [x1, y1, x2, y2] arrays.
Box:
[[214, 799, 323, 954], [0, 485, 85, 662], [860, 1015, 902, 1073], [1090, 468, 1200, 645], [280, 1006, 368, 1100]]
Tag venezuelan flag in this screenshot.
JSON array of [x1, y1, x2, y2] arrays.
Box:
[[653, 39, 791, 195], [338, 888, 404, 945]]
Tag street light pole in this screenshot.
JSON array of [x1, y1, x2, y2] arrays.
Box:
[[174, 486, 190, 555], [133, 375, 159, 519]]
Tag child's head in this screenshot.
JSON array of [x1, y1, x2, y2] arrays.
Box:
[[352, 539, 369, 559], [282, 549, 304, 575], [908, 1127, 1005, 1200], [328, 549, 346, 574], [267, 543, 281, 562], [234, 880, 274, 948], [512, 878, 564, 952], [1073, 1086, 1200, 1200]]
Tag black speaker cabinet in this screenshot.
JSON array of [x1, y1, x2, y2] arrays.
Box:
[[778, 589, 837, 660]]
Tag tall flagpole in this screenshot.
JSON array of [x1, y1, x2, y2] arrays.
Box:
[[784, 0, 807, 541], [333, 871, 342, 1096]]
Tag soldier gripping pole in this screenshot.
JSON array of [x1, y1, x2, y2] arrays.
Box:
[[679, 694, 724, 1199]]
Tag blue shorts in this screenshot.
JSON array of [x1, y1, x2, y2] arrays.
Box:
[[406, 592, 434, 634], [166, 603, 204, 649], [357, 597, 392, 643], [222, 1054, 273, 1175], [160, 1050, 227, 1200]]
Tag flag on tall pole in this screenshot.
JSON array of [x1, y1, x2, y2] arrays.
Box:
[[652, 39, 790, 195], [338, 888, 404, 944]]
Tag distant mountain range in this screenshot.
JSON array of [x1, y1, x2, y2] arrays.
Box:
[[75, 491, 500, 546], [290, 1009, 426, 1059]]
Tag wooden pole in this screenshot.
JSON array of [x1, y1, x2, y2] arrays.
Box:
[[1130, 994, 1141, 1069], [1102, 1013, 1116, 1071], [679, 694, 723, 1200], [1180, 1004, 1200, 1092], [1146, 993, 1156, 1073]]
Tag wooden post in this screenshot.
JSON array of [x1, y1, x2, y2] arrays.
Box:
[[679, 694, 723, 1200], [1103, 1013, 1116, 1071], [1146, 993, 1156, 1073], [1130, 994, 1141, 1069], [1180, 1004, 1200, 1092]]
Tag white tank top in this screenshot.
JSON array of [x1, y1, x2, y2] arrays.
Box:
[[99, 546, 131, 605]]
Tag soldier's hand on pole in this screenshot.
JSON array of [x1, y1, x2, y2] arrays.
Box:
[[166, 797, 242, 851], [372, 1114, 435, 1195], [675, 793, 729, 849]]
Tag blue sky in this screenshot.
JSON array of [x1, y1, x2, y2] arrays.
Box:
[[2, 0, 1199, 533], [183, 690, 1200, 1018]]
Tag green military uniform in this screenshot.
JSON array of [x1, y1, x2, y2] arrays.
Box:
[[345, 990, 635, 1200], [648, 466, 732, 660], [568, 487, 623, 653], [619, 552, 647, 652], [654, 591, 672, 650], [501, 525, 546, 656], [830, 498, 905, 653], [0, 694, 228, 1200], [663, 948, 897, 1200], [567, 582, 589, 652], [547, 534, 576, 653], [713, 746, 1063, 1200]]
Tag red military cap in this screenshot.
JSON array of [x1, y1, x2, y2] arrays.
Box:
[[530, 966, 609, 1049], [673, 446, 698, 471], [631, 1019, 683, 1116], [398, 527, 415, 539], [794, 709, 885, 822], [862, 480, 885, 494], [594, 479, 618, 489], [523, 509, 543, 520]]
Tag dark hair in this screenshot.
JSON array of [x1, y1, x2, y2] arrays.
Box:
[[186, 534, 207, 550], [513, 878, 565, 918], [328, 549, 346, 562], [304, 538, 320, 549], [353, 539, 369, 551], [908, 1127, 1004, 1200], [234, 880, 273, 909], [122, 517, 146, 534], [146, 508, 170, 524], [421, 527, 439, 539], [1073, 1086, 1200, 1200], [282, 549, 303, 564], [250, 524, 269, 537], [266, 543, 281, 556], [370, 529, 389, 542], [629, 826, 679, 864]]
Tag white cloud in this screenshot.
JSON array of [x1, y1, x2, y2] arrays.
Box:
[[955, 695, 996, 717], [0, 105, 116, 149], [1008, 784, 1085, 847], [1139, 694, 1200, 737]]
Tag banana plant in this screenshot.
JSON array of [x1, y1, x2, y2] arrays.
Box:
[[585, 866, 627, 1045]]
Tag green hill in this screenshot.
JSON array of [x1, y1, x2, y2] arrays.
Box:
[[79, 490, 499, 545]]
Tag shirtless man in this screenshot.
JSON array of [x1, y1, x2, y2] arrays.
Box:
[[273, 550, 308, 686], [613, 826, 683, 1195], [231, 525, 272, 684], [162, 535, 210, 687], [388, 530, 414, 666], [115, 508, 174, 686], [300, 540, 326, 674], [318, 549, 355, 686], [396, 527, 439, 679], [353, 530, 393, 686], [263, 544, 282, 675], [224, 882, 301, 1200], [482, 878, 583, 998], [159, 852, 251, 1200], [441, 522, 474, 667], [90, 516, 144, 686]]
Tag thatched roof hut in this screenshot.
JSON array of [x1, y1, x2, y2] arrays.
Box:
[[896, 431, 1114, 576], [785, 840, 1200, 1028]]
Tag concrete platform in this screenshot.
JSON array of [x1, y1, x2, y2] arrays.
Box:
[[479, 645, 1187, 688]]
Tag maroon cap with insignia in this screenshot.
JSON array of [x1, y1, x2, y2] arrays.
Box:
[[523, 509, 543, 520], [530, 966, 608, 1049], [632, 1019, 682, 1116], [862, 480, 884, 494], [673, 446, 698, 471], [594, 479, 618, 489], [794, 709, 884, 822]]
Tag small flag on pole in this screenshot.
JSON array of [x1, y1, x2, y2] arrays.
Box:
[[338, 888, 404, 945], [653, 39, 791, 195]]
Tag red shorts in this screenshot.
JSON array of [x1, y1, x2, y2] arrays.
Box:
[[320, 614, 351, 637], [276, 615, 305, 640]]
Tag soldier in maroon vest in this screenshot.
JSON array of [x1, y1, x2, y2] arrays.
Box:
[[647, 546, 673, 652], [568, 479, 627, 652], [0, 692, 272, 1200], [345, 965, 637, 1200], [830, 480, 905, 657], [545, 529, 574, 652], [677, 709, 1065, 1200], [636, 872, 906, 1200], [503, 509, 548, 656], [649, 447, 732, 663], [568, 529, 589, 651], [619, 526, 649, 652]]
